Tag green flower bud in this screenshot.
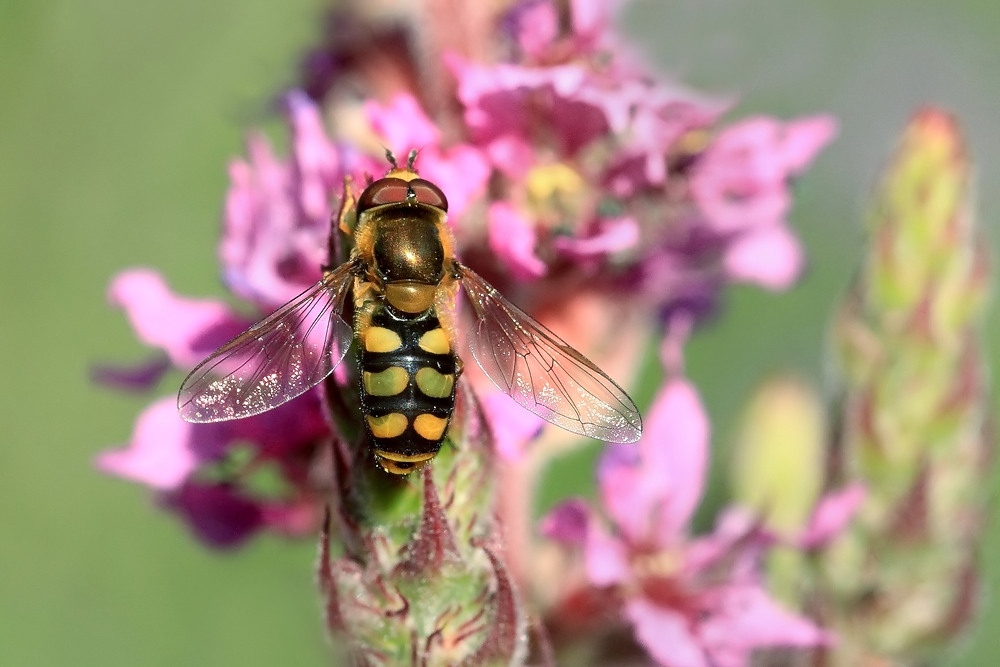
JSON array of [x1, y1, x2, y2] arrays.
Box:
[[819, 108, 992, 664]]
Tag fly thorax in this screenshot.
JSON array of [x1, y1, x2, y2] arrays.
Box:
[[371, 211, 445, 315]]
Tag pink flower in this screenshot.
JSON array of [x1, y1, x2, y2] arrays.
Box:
[[97, 268, 330, 546], [544, 379, 831, 665], [690, 115, 837, 290], [109, 269, 250, 369], [597, 380, 708, 545], [691, 116, 836, 233], [222, 94, 345, 308], [101, 0, 838, 559]]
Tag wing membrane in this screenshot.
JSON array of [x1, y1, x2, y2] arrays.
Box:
[[459, 264, 642, 444], [177, 262, 356, 422]]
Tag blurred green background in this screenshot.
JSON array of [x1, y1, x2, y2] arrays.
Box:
[[1, 1, 997, 665]]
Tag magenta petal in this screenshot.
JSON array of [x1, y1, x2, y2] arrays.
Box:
[[221, 120, 329, 309], [723, 225, 804, 290], [684, 508, 760, 575], [698, 585, 832, 660], [570, 0, 610, 40], [599, 378, 709, 545], [539, 497, 592, 544], [488, 202, 547, 280], [554, 216, 639, 258], [91, 355, 172, 392], [799, 482, 866, 548], [222, 134, 305, 307], [223, 390, 330, 458], [484, 134, 536, 178], [625, 597, 709, 667], [691, 114, 835, 236], [583, 519, 630, 586], [691, 140, 790, 233], [287, 91, 342, 224], [480, 391, 545, 460], [451, 57, 610, 158], [108, 269, 249, 369], [364, 93, 440, 154], [96, 397, 200, 490], [414, 144, 490, 221], [777, 115, 838, 173], [509, 0, 559, 57], [570, 0, 628, 48], [613, 84, 727, 187], [163, 481, 264, 549]]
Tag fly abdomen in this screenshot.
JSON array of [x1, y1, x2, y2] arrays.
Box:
[[359, 305, 458, 475]]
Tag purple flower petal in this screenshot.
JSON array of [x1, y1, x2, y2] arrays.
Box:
[[90, 355, 172, 392], [413, 144, 490, 221], [507, 0, 559, 58], [222, 95, 344, 308], [539, 497, 592, 544], [625, 597, 709, 667], [698, 584, 832, 661], [488, 202, 547, 280], [450, 58, 608, 160], [96, 397, 202, 490], [583, 518, 630, 587], [214, 389, 330, 461], [610, 84, 727, 187], [480, 391, 545, 460], [286, 90, 343, 225], [683, 508, 760, 575], [691, 115, 836, 234], [691, 130, 790, 232], [97, 392, 330, 492], [777, 115, 838, 173], [722, 224, 804, 290], [554, 216, 639, 258], [163, 481, 264, 549], [222, 134, 322, 307], [364, 93, 440, 154], [799, 482, 866, 549], [570, 0, 616, 41], [108, 269, 249, 369], [598, 378, 709, 545], [260, 500, 321, 538]]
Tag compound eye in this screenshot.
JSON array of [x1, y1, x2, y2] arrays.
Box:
[[357, 178, 411, 214], [408, 178, 449, 212]]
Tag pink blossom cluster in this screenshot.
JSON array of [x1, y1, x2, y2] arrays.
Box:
[[541, 363, 864, 665], [98, 0, 850, 662]]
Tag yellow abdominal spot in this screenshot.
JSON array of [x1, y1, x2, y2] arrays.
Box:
[[367, 413, 408, 438], [414, 367, 454, 398], [417, 328, 450, 355], [363, 367, 409, 396], [364, 326, 403, 352], [413, 414, 449, 441]]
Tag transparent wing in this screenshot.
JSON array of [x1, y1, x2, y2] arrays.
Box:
[[177, 262, 356, 423], [458, 264, 642, 444]]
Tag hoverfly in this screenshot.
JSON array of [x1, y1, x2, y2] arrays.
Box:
[[178, 151, 642, 474]]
